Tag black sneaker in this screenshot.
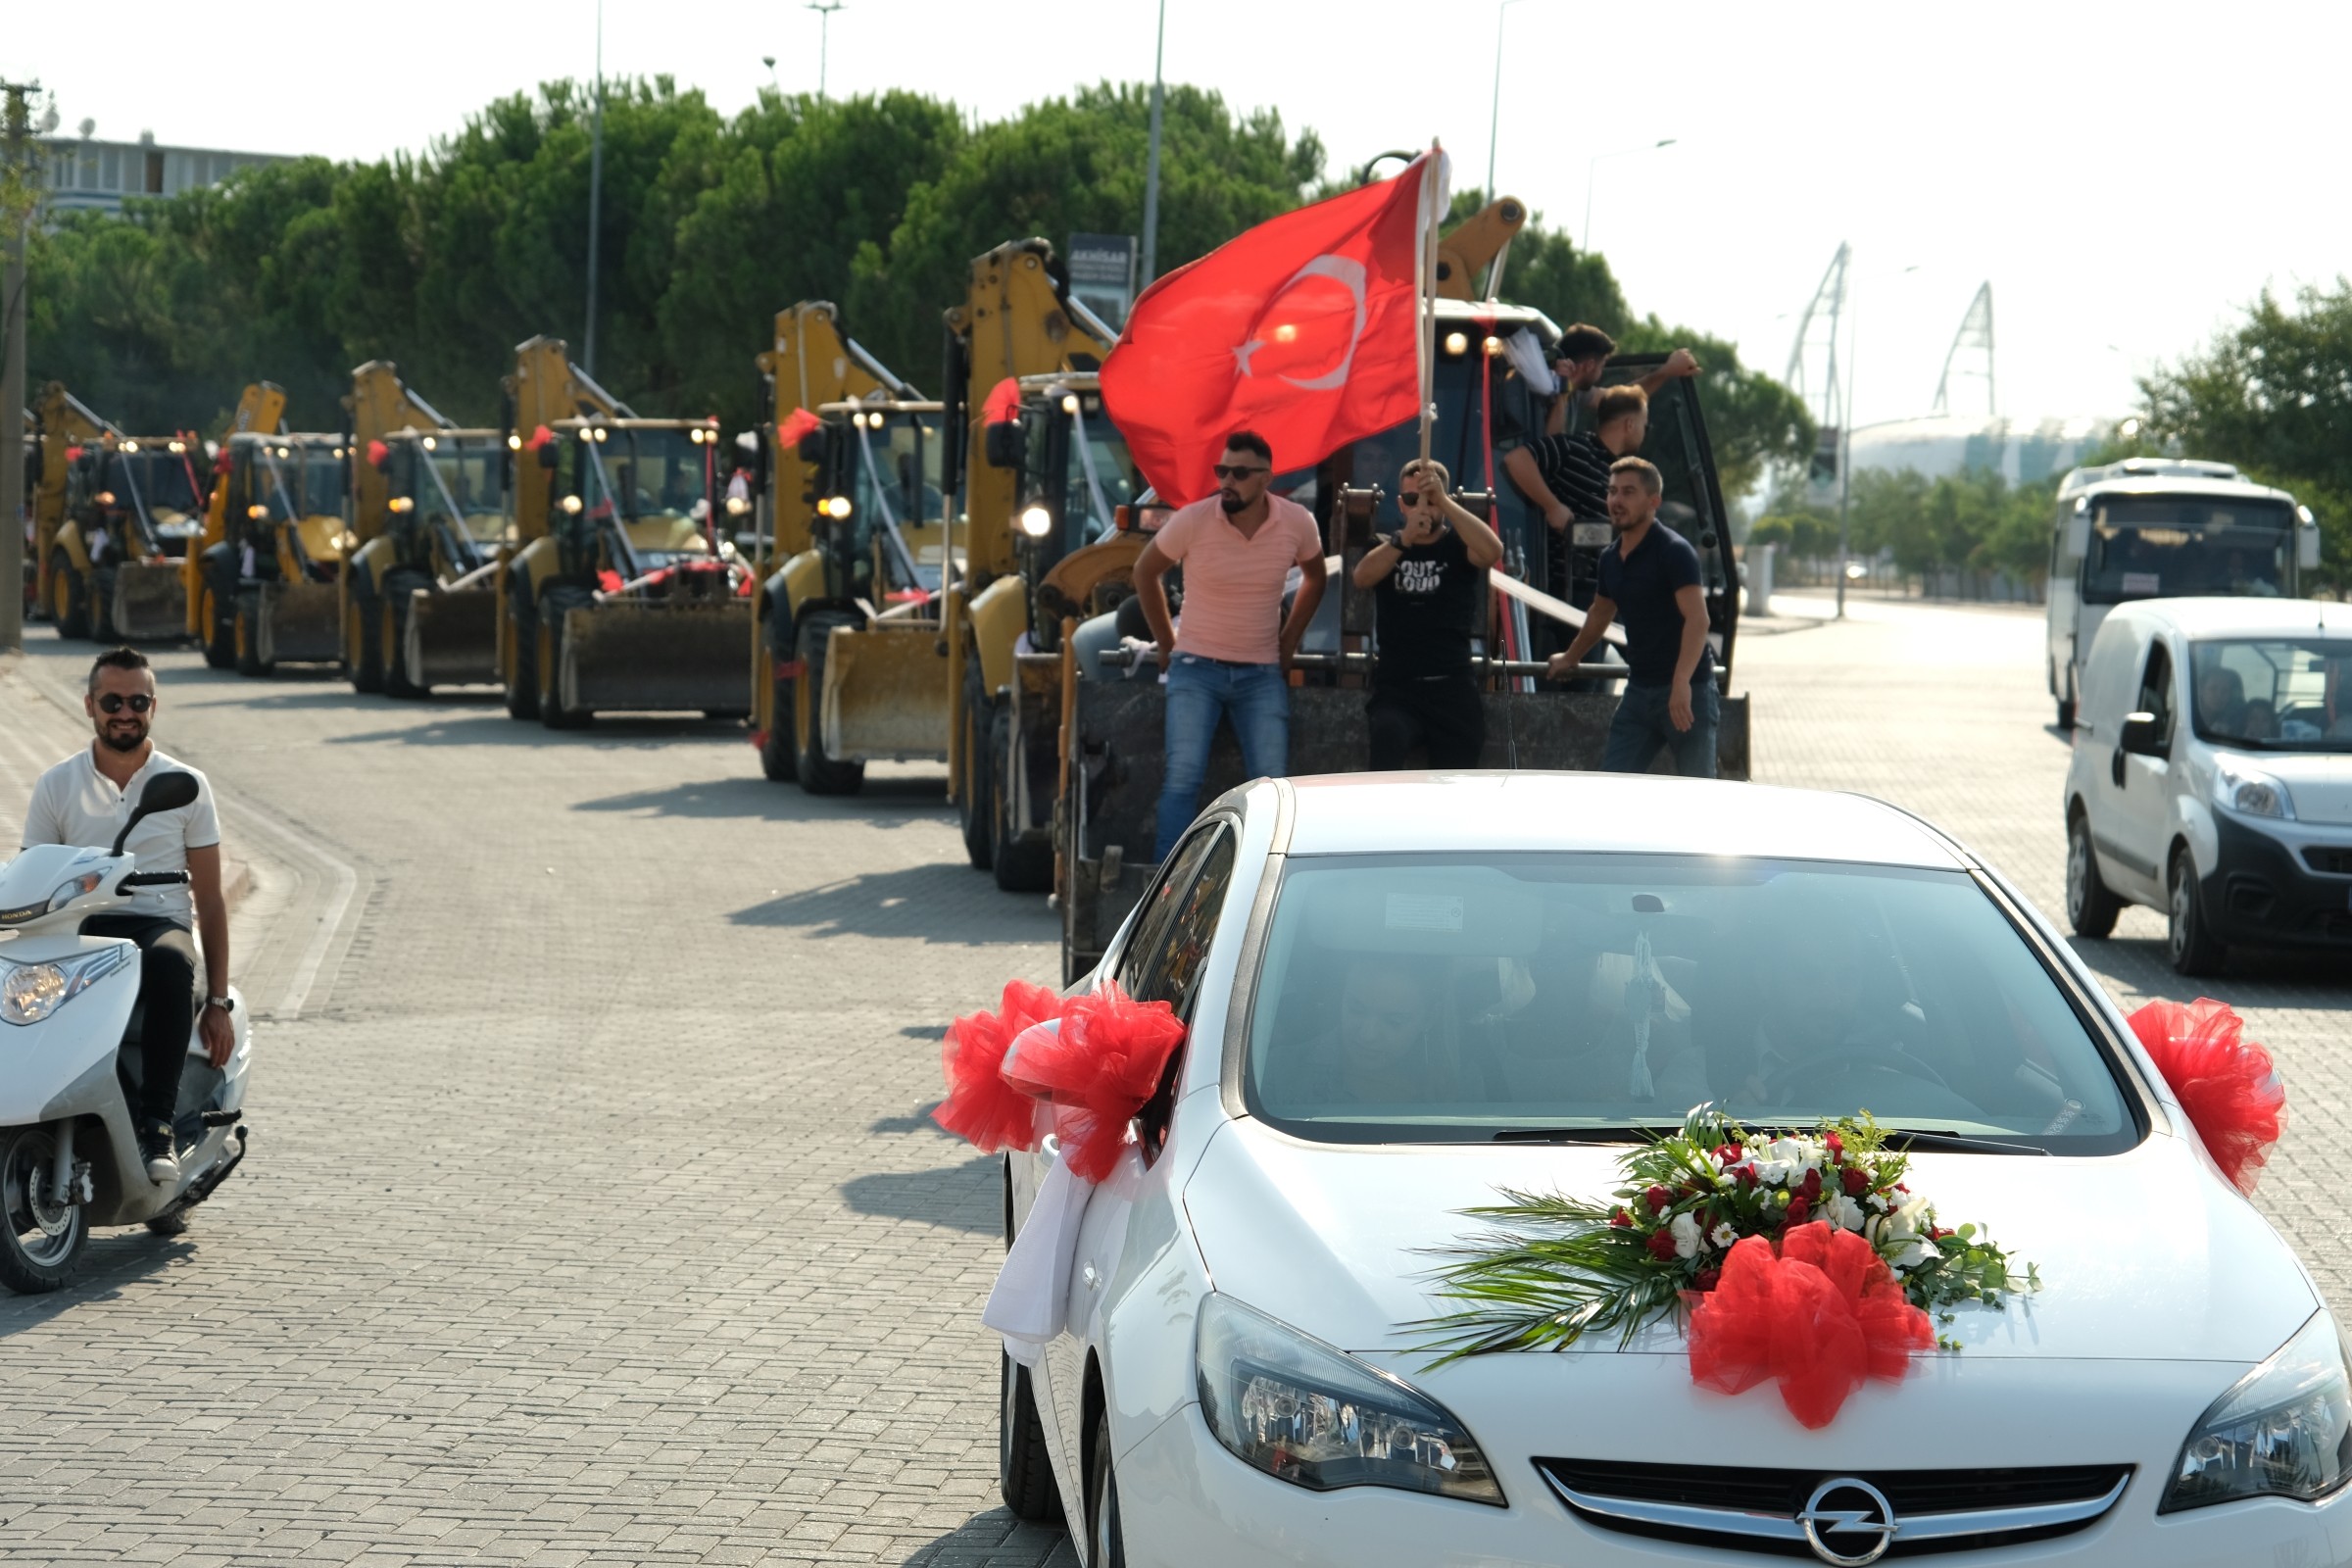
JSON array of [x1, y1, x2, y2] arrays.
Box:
[[138, 1121, 179, 1185]]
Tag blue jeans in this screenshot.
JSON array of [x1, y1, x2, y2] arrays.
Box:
[[1154, 656, 1290, 858], [1601, 674, 1721, 778]]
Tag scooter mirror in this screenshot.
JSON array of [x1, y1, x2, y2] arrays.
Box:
[[112, 771, 200, 855]]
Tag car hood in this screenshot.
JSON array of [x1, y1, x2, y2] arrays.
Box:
[[1183, 1118, 2315, 1363], [2240, 751, 2352, 826]]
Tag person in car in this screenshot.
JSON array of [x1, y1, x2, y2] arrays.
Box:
[[19, 648, 235, 1184], [2196, 664, 2254, 740], [1354, 460, 1504, 769], [1259, 956, 1449, 1108]]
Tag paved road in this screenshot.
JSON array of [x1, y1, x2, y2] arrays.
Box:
[[0, 593, 2343, 1566]]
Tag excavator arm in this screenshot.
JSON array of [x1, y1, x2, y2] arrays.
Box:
[[1436, 196, 1530, 301], [346, 361, 458, 549], [758, 301, 915, 563]]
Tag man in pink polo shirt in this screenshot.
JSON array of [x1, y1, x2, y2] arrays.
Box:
[[1132, 430, 1328, 859]]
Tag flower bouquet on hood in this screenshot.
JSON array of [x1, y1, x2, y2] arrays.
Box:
[[1418, 1109, 2035, 1365]]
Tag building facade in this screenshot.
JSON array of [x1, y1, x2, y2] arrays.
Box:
[[42, 131, 285, 219]]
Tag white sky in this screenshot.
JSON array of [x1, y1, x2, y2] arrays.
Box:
[[15, 0, 2349, 430]]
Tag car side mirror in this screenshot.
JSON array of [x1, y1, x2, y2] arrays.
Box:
[[2119, 710, 2166, 758], [113, 770, 199, 854], [984, 419, 1027, 471]]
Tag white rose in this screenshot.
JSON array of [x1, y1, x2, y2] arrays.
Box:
[[1886, 1239, 1934, 1271], [1866, 1193, 1891, 1214], [1824, 1193, 1866, 1232], [1670, 1211, 1704, 1259], [1708, 1221, 1739, 1249]]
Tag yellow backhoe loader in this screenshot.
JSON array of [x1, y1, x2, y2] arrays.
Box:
[[343, 362, 510, 698], [496, 335, 752, 727], [786, 242, 1116, 839], [26, 384, 187, 638], [183, 383, 355, 674], [749, 301, 917, 782]]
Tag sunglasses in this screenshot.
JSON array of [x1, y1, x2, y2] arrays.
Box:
[[97, 693, 153, 714], [1211, 464, 1268, 481], [1397, 492, 1426, 507]]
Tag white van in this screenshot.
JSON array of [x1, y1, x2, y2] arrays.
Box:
[[2046, 458, 2321, 729], [2063, 597, 2352, 974]]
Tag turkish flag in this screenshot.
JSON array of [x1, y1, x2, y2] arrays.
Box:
[[1102, 152, 1445, 504]]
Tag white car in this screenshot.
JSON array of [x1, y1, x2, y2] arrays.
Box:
[[1000, 772, 2346, 1567], [2063, 596, 2352, 974]]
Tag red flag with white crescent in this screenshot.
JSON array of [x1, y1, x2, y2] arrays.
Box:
[[1102, 151, 1446, 505]]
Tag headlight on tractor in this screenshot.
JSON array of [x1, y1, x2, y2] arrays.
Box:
[[1017, 505, 1053, 539], [2164, 1310, 2352, 1512], [2213, 756, 2295, 820], [1195, 1294, 1503, 1505]]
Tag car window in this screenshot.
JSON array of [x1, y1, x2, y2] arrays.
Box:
[[1243, 854, 2136, 1153], [2135, 641, 2175, 748], [1114, 823, 1223, 999], [2190, 637, 2352, 751], [1125, 826, 1236, 1161]]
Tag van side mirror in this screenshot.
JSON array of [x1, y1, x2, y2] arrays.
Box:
[[2119, 711, 2166, 758], [112, 770, 199, 854], [984, 419, 1027, 471]]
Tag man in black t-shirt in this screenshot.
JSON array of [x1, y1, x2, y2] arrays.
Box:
[[1544, 456, 1720, 777], [1530, 383, 1654, 613], [1354, 460, 1505, 769]]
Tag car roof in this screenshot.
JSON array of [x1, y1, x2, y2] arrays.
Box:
[[1268, 773, 1971, 868], [2105, 597, 2352, 638]]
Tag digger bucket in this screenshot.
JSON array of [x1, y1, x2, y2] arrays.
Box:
[[560, 600, 756, 716], [260, 580, 343, 664], [825, 620, 952, 762], [110, 563, 189, 642], [403, 587, 501, 689]]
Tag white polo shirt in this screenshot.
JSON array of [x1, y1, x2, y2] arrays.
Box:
[[19, 745, 222, 927]]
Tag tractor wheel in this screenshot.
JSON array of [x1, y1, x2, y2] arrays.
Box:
[[200, 584, 235, 669], [992, 706, 1054, 893], [382, 571, 430, 699], [50, 552, 90, 641], [793, 612, 865, 796], [536, 589, 592, 729], [760, 660, 800, 782], [348, 583, 384, 694], [959, 658, 997, 870], [233, 592, 273, 677]]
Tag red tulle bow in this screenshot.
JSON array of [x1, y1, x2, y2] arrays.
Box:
[[933, 980, 1063, 1153], [1686, 1223, 1934, 1429], [1001, 983, 1187, 1183], [2128, 998, 2286, 1194]]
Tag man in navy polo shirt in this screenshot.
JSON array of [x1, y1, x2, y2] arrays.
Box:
[[1544, 456, 1719, 776]]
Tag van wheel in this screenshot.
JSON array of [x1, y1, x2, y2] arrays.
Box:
[[999, 1350, 1061, 1522], [2167, 847, 2227, 977], [2065, 810, 2120, 939], [794, 612, 865, 796], [0, 1126, 89, 1295], [1087, 1417, 1126, 1568]]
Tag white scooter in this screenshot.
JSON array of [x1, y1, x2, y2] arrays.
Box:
[[0, 770, 253, 1294]]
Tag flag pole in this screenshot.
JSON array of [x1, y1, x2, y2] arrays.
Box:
[[1418, 140, 1442, 466]]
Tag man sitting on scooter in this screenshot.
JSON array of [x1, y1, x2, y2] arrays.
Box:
[[19, 647, 235, 1184]]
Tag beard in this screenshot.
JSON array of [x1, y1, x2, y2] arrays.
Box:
[[99, 719, 149, 754], [1217, 488, 1245, 514]]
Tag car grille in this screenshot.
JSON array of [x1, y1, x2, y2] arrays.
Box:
[[1537, 1458, 2133, 1558], [2304, 845, 2352, 876]]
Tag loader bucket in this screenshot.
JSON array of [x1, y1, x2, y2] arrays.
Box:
[[403, 587, 501, 688], [560, 600, 755, 716], [111, 563, 189, 642], [825, 621, 953, 761], [261, 581, 343, 664]]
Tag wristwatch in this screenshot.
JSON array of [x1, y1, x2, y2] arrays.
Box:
[[1383, 533, 1408, 552], [205, 995, 234, 1014]]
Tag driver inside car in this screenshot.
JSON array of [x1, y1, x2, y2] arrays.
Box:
[[1260, 956, 1451, 1107], [1734, 915, 1920, 1107]]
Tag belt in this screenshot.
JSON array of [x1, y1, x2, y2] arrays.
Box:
[[1180, 655, 1273, 669]]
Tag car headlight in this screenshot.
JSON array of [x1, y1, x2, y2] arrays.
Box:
[[2163, 1310, 2352, 1512], [1194, 1293, 1503, 1505], [2213, 757, 2295, 820]]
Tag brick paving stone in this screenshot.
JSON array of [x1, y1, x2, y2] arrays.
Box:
[[0, 591, 2340, 1567]]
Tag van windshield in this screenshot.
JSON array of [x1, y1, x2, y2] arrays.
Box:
[[2190, 638, 2352, 752], [1243, 854, 2137, 1153], [2082, 496, 2293, 605]]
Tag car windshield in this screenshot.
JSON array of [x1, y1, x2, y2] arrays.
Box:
[[422, 440, 509, 542], [113, 449, 203, 515], [585, 428, 710, 524], [2081, 496, 2293, 605], [2191, 637, 2352, 752], [1244, 854, 2136, 1152]]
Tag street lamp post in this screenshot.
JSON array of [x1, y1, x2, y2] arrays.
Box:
[[1485, 0, 1543, 202], [1583, 138, 1675, 252], [1832, 263, 1920, 618], [808, 1, 845, 99], [583, 0, 604, 377], [1140, 0, 1167, 288]]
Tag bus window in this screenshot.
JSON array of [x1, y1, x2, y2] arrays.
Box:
[[2081, 497, 2294, 604]]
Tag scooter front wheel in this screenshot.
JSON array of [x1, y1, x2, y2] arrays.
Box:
[[0, 1125, 89, 1294]]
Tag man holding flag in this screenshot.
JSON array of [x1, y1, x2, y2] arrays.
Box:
[[1103, 147, 1450, 859]]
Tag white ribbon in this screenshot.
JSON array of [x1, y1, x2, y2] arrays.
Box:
[[985, 1155, 1094, 1365]]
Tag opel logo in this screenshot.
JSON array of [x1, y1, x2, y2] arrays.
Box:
[[1798, 1477, 1898, 1567]]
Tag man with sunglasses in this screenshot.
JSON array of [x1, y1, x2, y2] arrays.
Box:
[[20, 647, 233, 1185], [1132, 430, 1328, 859], [1352, 460, 1504, 768]]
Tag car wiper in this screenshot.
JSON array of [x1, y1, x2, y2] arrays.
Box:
[[1889, 1129, 2051, 1156], [1490, 1126, 1657, 1145]]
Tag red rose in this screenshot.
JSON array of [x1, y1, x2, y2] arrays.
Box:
[[1611, 1209, 1633, 1228], [1735, 1166, 1758, 1189], [1786, 1197, 1811, 1226], [1714, 1143, 1743, 1164], [1895, 1183, 1909, 1193], [1931, 1225, 1952, 1240], [1841, 1167, 1871, 1197], [1799, 1168, 1824, 1200], [1644, 1185, 1673, 1215], [1646, 1229, 1679, 1261], [1694, 1267, 1722, 1292], [1824, 1131, 1845, 1161]]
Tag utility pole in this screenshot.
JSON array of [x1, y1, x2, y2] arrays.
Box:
[[1139, 0, 1167, 287], [808, 2, 845, 100], [583, 0, 604, 377], [0, 78, 39, 655]]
